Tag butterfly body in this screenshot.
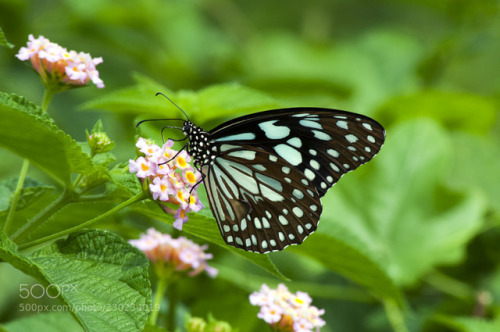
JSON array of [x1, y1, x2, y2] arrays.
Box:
[[183, 108, 385, 253]]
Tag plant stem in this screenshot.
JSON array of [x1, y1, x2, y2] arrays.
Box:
[[149, 276, 169, 326], [11, 188, 73, 242], [18, 191, 148, 250], [41, 87, 57, 112], [426, 270, 474, 299], [3, 159, 31, 233], [384, 300, 409, 332], [166, 281, 178, 331]]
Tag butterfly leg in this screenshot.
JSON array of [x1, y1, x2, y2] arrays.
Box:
[[159, 143, 188, 165], [161, 126, 188, 144], [188, 164, 206, 196]]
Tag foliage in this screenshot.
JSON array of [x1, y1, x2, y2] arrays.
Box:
[[0, 0, 499, 331]]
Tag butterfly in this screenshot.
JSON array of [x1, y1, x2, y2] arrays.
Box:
[[172, 106, 386, 254], [143, 98, 385, 254]]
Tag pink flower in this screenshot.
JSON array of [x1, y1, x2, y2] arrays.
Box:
[[16, 34, 104, 89], [129, 137, 204, 230], [249, 284, 325, 332], [129, 156, 156, 178], [129, 228, 217, 278]]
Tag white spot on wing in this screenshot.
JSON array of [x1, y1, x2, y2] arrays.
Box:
[[304, 168, 315, 181], [336, 120, 348, 130], [287, 137, 302, 148], [299, 119, 322, 129], [259, 120, 290, 139], [293, 189, 304, 199], [313, 130, 331, 141], [292, 207, 304, 217], [279, 232, 285, 241], [215, 133, 255, 142], [279, 215, 288, 225], [274, 144, 302, 166], [345, 134, 359, 143], [227, 150, 256, 160], [254, 218, 262, 229], [310, 159, 320, 170], [327, 149, 340, 158]]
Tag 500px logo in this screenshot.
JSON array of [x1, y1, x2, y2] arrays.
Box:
[[19, 283, 77, 299]]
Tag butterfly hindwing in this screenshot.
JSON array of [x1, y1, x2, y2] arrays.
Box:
[[202, 145, 322, 253]]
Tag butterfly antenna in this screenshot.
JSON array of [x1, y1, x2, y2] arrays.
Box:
[[156, 92, 190, 121]]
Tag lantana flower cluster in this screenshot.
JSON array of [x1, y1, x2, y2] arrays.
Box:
[[250, 284, 325, 332], [16, 34, 104, 89], [129, 137, 204, 230], [129, 228, 217, 277]]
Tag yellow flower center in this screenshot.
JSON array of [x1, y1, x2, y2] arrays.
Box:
[[177, 190, 184, 201], [160, 184, 167, 192], [141, 163, 149, 171], [185, 171, 196, 184], [177, 156, 187, 168]]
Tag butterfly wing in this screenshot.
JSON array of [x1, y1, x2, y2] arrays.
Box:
[[202, 146, 322, 253], [209, 108, 386, 197], [202, 108, 385, 253]]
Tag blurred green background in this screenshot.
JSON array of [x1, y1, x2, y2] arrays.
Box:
[[1, 0, 499, 331]]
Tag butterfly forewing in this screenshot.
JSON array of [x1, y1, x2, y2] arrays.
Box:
[[210, 108, 385, 197], [203, 146, 322, 253]]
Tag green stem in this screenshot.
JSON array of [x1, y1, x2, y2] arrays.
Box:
[[166, 281, 178, 331], [3, 159, 31, 233], [11, 189, 73, 242], [384, 300, 409, 332], [426, 270, 474, 299], [41, 87, 57, 112], [18, 191, 148, 250], [149, 276, 169, 326]]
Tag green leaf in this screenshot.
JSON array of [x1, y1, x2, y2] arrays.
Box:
[[81, 75, 279, 124], [446, 132, 500, 213], [0, 177, 55, 213], [80, 75, 174, 117], [0, 230, 151, 332], [31, 230, 151, 331], [377, 90, 497, 134], [16, 201, 116, 245], [0, 27, 14, 49], [246, 30, 423, 110], [0, 93, 93, 185], [433, 316, 500, 332], [321, 119, 486, 285], [192, 83, 280, 123], [289, 232, 403, 305], [131, 201, 287, 280], [108, 162, 142, 197], [1, 312, 83, 332]]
